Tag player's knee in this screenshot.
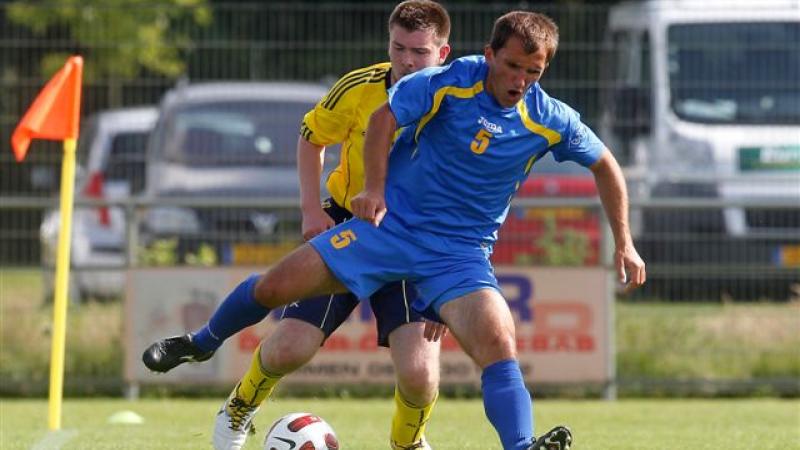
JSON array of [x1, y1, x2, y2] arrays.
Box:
[[478, 331, 517, 366], [397, 367, 439, 406], [262, 330, 319, 373], [262, 342, 309, 373], [252, 275, 274, 307], [253, 271, 289, 307], [397, 362, 438, 393]]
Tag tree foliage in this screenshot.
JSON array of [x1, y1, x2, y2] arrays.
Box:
[[7, 0, 212, 80]]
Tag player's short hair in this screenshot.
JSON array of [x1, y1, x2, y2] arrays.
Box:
[[389, 0, 451, 44], [489, 11, 559, 62]]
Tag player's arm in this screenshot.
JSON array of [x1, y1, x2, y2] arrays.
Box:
[[297, 136, 335, 240], [297, 70, 361, 238], [351, 102, 397, 226], [589, 150, 646, 292]]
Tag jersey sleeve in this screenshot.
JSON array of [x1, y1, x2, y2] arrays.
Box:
[[387, 67, 441, 128], [300, 75, 360, 146], [549, 101, 606, 167]]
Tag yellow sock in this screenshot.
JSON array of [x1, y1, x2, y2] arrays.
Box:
[[390, 386, 438, 447], [230, 344, 283, 406]]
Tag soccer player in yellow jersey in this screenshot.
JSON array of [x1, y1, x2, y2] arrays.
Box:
[[213, 2, 450, 449]]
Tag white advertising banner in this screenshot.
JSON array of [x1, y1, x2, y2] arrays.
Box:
[[126, 266, 610, 386]]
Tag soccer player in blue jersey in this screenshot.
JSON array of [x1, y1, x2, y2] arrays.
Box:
[[144, 10, 645, 450], [212, 2, 451, 449]]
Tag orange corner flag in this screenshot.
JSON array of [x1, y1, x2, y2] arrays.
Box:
[[11, 56, 83, 162]]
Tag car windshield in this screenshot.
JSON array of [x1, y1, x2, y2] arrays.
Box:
[[668, 22, 800, 124], [164, 100, 312, 166]]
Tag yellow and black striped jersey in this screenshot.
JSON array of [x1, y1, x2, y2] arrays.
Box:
[[300, 62, 392, 211]]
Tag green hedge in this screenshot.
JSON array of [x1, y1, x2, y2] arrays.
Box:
[[2, 269, 798, 397]]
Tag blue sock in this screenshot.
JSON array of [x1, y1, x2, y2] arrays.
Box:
[[191, 274, 269, 352], [481, 359, 534, 450]]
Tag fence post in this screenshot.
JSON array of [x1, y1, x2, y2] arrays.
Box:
[[124, 198, 140, 400], [600, 204, 618, 400]]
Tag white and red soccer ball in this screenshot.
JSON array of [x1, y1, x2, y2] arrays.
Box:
[[263, 412, 339, 450]]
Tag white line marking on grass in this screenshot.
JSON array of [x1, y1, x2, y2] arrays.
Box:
[[31, 429, 78, 450]]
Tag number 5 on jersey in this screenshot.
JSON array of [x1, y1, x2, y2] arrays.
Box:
[[471, 128, 493, 154], [330, 229, 357, 249]]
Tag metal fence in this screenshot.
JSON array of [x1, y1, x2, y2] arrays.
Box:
[[2, 194, 797, 302], [1, 1, 798, 302]]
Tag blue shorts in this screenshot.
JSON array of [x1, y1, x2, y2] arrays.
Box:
[[309, 211, 501, 318], [282, 198, 425, 347]]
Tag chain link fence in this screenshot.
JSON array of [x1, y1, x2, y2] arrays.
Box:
[[1, 1, 798, 302]]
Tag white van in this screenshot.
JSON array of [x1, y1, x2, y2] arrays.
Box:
[[600, 0, 800, 242]]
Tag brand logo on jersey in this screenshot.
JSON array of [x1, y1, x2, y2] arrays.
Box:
[[478, 116, 503, 134], [570, 125, 587, 147]]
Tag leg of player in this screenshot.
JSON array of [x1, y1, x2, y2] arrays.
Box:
[[213, 319, 325, 450], [142, 243, 346, 372], [437, 289, 530, 450], [438, 289, 572, 450], [388, 322, 440, 450]]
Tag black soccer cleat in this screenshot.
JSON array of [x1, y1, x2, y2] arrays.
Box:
[[141, 334, 215, 373], [528, 425, 572, 450]]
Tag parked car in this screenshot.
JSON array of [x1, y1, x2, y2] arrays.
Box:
[[492, 152, 600, 267], [140, 82, 334, 266], [40, 106, 158, 302]]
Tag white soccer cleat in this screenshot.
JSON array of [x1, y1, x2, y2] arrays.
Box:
[[391, 437, 432, 450], [212, 389, 259, 450]]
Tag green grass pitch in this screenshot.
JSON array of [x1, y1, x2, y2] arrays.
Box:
[[1, 398, 798, 449]]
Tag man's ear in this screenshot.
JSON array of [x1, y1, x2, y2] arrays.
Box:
[[438, 43, 451, 64], [484, 45, 494, 61]]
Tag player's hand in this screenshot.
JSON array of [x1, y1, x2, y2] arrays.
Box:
[[423, 320, 448, 342], [301, 207, 335, 241], [616, 244, 646, 294], [351, 190, 387, 227]]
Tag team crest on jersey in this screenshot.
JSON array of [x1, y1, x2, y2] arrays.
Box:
[[478, 116, 503, 134]]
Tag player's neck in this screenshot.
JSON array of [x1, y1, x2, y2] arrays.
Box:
[[484, 73, 515, 109]]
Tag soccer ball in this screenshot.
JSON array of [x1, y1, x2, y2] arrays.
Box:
[[263, 412, 339, 450]]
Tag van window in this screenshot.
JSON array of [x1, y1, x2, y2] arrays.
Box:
[[605, 30, 651, 165], [106, 132, 150, 194], [164, 101, 311, 167], [668, 22, 800, 124]]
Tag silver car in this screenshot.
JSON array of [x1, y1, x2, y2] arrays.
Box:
[[40, 107, 158, 302], [141, 82, 333, 266]]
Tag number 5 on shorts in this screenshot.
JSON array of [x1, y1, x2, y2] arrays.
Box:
[[330, 229, 357, 249]]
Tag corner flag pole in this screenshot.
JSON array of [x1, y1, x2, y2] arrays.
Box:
[[10, 56, 83, 430], [48, 137, 77, 430]]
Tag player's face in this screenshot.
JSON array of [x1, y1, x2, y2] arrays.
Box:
[[484, 36, 548, 107], [388, 25, 450, 83]]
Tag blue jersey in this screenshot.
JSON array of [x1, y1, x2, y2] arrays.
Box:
[[385, 55, 605, 245]]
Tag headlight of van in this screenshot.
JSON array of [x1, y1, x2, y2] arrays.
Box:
[[657, 133, 714, 175]]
